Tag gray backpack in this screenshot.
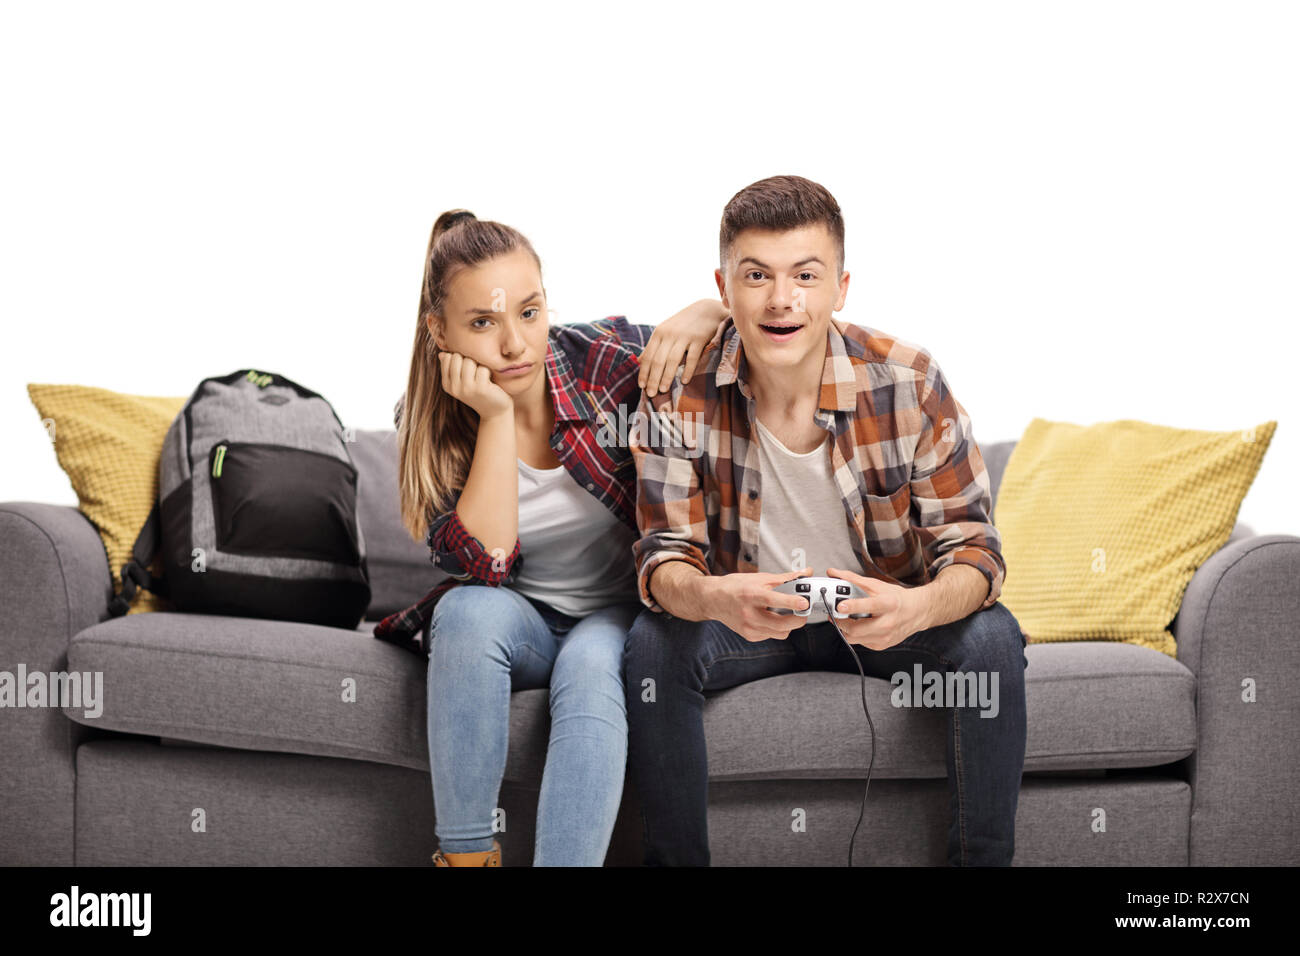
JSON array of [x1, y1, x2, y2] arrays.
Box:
[[109, 368, 371, 628]]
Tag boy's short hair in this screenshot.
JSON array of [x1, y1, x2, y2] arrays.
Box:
[[719, 175, 845, 276]]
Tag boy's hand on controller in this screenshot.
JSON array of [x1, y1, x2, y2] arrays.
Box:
[[709, 567, 812, 643], [826, 567, 927, 650]]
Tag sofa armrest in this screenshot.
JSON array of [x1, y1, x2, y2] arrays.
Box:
[[1173, 531, 1300, 865], [0, 501, 114, 864]]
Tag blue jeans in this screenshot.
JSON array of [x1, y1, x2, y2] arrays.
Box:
[[623, 600, 1029, 866], [427, 584, 639, 866]]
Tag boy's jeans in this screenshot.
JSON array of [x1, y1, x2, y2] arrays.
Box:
[[623, 600, 1029, 866], [427, 584, 640, 866]]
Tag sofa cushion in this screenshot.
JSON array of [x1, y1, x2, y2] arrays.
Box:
[[63, 612, 1196, 779], [701, 641, 1195, 779], [351, 428, 448, 619], [25, 383, 188, 616], [66, 613, 430, 767], [994, 417, 1276, 658], [975, 438, 1014, 511]]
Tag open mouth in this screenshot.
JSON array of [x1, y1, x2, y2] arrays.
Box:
[[758, 321, 803, 342]]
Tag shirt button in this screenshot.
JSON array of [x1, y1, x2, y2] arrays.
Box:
[[747, 489, 758, 500], [586, 482, 595, 491], [743, 552, 753, 562]]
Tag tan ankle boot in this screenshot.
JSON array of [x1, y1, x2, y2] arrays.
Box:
[[432, 840, 501, 866]]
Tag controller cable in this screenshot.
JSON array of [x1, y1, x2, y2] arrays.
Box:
[[818, 587, 875, 867]]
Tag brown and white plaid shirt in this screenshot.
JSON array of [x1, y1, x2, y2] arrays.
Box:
[[630, 316, 1006, 614]]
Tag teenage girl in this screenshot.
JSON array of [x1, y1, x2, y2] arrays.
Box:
[[393, 209, 726, 866]]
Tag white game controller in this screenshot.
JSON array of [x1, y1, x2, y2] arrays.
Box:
[[768, 576, 872, 619]]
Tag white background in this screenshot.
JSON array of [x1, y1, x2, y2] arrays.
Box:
[[3, 0, 1296, 535]]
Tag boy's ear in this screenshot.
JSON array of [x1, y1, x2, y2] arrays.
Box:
[[714, 268, 729, 308], [833, 269, 851, 312]]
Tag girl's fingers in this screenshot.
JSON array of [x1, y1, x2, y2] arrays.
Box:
[[442, 353, 460, 394], [655, 339, 681, 394], [644, 339, 670, 397], [681, 342, 702, 384], [638, 337, 659, 389]]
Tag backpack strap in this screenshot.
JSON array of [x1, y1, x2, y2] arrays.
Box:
[[107, 502, 170, 617]]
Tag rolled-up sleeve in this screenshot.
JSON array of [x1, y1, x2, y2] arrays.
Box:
[[908, 356, 1006, 610], [591, 314, 654, 351], [426, 500, 522, 586], [629, 387, 712, 612]]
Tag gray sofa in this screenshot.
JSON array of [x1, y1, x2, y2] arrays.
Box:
[[3, 429, 1298, 866]]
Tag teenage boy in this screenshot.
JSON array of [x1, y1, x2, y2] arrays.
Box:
[[624, 175, 1028, 867]]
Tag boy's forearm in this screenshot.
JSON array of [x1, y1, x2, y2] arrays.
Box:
[[915, 563, 991, 630], [647, 560, 716, 621]]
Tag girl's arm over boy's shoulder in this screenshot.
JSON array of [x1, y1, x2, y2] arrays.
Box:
[[558, 300, 729, 395]]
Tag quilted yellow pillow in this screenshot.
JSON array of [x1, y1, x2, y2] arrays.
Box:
[[994, 417, 1276, 657], [27, 384, 188, 615]]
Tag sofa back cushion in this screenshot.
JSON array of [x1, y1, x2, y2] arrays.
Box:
[[353, 431, 1254, 624], [352, 429, 447, 620], [976, 437, 1015, 512], [355, 431, 1018, 621]]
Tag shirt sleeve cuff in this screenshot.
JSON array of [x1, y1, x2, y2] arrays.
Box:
[[930, 546, 1005, 610], [638, 550, 711, 613], [431, 510, 520, 584]]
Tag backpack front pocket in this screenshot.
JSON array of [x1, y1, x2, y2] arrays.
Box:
[[208, 440, 361, 564]]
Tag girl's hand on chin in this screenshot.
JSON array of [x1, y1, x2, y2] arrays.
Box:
[[438, 351, 515, 419]]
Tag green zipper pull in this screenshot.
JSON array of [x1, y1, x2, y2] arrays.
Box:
[[212, 443, 228, 478]]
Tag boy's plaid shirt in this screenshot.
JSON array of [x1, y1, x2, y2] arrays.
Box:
[[631, 316, 1006, 614], [373, 316, 651, 657]]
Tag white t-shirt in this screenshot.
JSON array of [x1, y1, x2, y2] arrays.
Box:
[[510, 459, 640, 618], [754, 418, 863, 623]]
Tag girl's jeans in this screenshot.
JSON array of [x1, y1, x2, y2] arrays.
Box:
[[426, 583, 640, 866]]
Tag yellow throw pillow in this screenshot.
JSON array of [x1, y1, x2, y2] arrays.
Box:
[[994, 417, 1276, 657], [27, 384, 189, 615]]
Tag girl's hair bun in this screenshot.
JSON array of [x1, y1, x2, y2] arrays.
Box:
[[431, 209, 476, 243]]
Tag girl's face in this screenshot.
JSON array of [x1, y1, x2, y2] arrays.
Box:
[[430, 248, 550, 401]]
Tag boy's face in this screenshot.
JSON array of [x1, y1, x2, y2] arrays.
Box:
[[714, 223, 850, 377], [429, 247, 550, 401]]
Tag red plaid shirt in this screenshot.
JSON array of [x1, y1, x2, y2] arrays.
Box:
[[374, 316, 652, 656]]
